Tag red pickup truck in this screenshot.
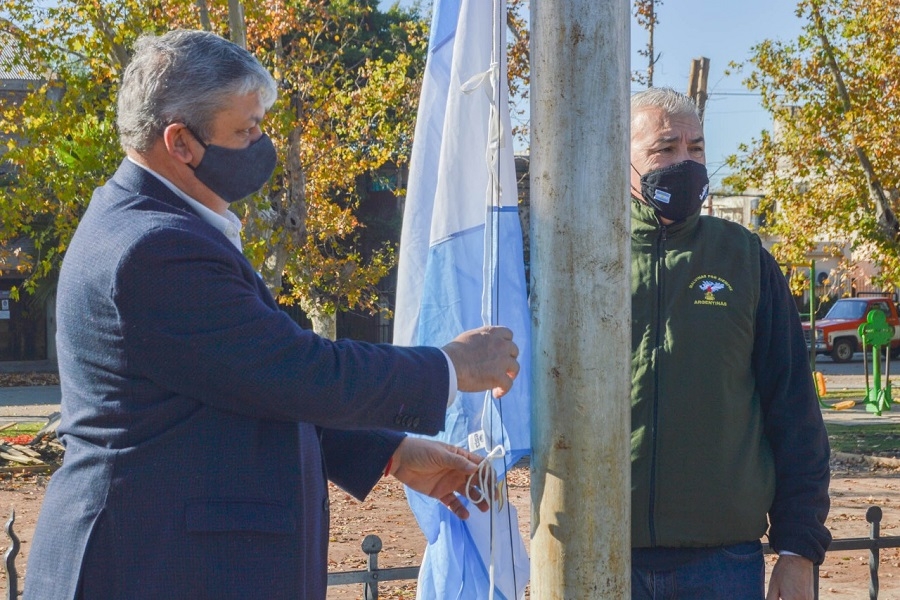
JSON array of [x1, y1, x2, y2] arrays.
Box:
[[802, 296, 900, 363]]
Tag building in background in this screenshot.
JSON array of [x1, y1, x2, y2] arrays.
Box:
[[0, 32, 52, 362]]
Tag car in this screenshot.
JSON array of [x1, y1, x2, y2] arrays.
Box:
[[801, 296, 900, 363]]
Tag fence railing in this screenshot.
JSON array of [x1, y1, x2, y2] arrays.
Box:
[[4, 505, 899, 599], [326, 534, 419, 600]]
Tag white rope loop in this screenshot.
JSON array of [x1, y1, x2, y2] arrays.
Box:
[[465, 443, 507, 512]]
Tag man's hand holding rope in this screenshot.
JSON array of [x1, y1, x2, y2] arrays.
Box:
[[388, 437, 493, 519]]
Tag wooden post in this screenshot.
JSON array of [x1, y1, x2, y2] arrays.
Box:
[[687, 56, 710, 124], [688, 56, 711, 217], [530, 0, 631, 597]]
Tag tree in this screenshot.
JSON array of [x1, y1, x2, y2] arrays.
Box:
[[507, 0, 529, 148], [180, 0, 429, 337], [632, 0, 662, 87], [0, 0, 152, 303], [0, 0, 428, 339], [725, 0, 900, 287]]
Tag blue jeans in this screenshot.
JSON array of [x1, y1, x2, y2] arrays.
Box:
[[632, 541, 765, 599]]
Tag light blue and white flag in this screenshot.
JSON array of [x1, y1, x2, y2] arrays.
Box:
[[393, 0, 531, 597]]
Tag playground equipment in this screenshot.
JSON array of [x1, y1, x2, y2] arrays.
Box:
[[813, 371, 856, 410], [859, 308, 894, 415]]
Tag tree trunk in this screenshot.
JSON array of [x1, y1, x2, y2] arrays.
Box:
[[305, 304, 336, 340], [228, 25, 307, 301], [227, 0, 247, 49], [88, 4, 131, 69], [811, 3, 899, 241], [646, 1, 654, 87], [195, 0, 211, 31]]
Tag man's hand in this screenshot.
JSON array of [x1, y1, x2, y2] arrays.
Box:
[[442, 325, 520, 398], [389, 437, 490, 519], [766, 554, 814, 600]]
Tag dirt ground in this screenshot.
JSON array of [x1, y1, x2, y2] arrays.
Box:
[[331, 457, 900, 599], [0, 372, 895, 598], [0, 458, 896, 599]]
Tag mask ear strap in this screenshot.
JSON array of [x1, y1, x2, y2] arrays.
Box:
[[182, 125, 209, 173], [629, 163, 644, 199], [183, 125, 209, 149]]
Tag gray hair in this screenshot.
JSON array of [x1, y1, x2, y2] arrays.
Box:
[[117, 29, 278, 153], [631, 87, 700, 123]]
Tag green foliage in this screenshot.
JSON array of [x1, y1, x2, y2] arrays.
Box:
[[0, 0, 157, 296], [0, 0, 429, 322], [239, 0, 429, 318], [725, 0, 900, 287]]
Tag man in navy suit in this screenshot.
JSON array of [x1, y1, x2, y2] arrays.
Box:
[[24, 30, 520, 600]]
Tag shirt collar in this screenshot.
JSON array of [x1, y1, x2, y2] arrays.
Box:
[[127, 157, 243, 251]]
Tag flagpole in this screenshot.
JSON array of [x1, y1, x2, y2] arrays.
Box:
[[530, 0, 631, 597]]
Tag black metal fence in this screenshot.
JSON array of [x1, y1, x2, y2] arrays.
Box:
[[326, 534, 419, 600], [3, 505, 899, 599]]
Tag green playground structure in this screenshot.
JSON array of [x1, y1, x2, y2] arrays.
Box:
[[859, 308, 893, 415]]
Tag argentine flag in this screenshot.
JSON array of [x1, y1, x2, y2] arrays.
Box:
[[393, 0, 531, 598]]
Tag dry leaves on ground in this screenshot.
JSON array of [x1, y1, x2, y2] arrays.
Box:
[[0, 373, 59, 388]]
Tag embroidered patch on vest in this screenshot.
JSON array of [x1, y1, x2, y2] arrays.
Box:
[[689, 275, 732, 306]]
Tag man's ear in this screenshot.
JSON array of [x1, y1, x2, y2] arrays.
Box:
[[162, 123, 196, 165]]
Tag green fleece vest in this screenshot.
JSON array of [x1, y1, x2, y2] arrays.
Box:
[[631, 199, 775, 549]]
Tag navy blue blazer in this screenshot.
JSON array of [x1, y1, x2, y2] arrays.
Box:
[[24, 159, 449, 600]]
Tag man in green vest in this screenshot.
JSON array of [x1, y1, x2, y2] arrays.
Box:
[[629, 87, 831, 600]]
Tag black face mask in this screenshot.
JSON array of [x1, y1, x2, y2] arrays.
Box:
[[634, 160, 709, 223], [186, 127, 277, 203]]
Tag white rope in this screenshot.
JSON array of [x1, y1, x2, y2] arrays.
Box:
[[465, 443, 507, 600], [460, 0, 519, 598]]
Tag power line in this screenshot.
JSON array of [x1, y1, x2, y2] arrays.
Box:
[[710, 91, 764, 97]]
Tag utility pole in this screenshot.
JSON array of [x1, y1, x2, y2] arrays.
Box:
[[688, 56, 712, 214], [530, 0, 631, 597], [687, 56, 710, 124]]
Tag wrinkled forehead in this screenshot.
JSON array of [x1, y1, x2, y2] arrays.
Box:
[[631, 107, 703, 146]]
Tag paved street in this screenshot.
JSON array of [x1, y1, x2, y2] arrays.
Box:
[[813, 351, 900, 379], [0, 360, 59, 421], [0, 385, 60, 421]]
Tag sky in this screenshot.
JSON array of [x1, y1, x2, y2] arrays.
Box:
[[381, 0, 808, 191], [638, 0, 805, 189]]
